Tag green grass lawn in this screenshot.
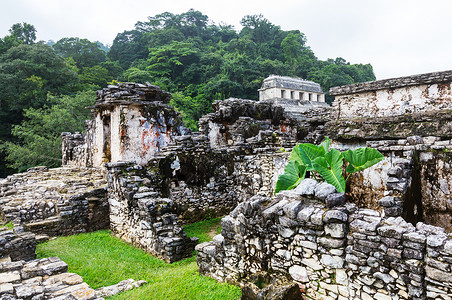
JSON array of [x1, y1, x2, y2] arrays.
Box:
[[36, 218, 241, 300]]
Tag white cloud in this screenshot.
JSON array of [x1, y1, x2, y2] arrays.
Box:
[[1, 0, 452, 79]]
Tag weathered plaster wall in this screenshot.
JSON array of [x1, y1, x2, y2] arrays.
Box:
[[325, 70, 452, 231], [62, 83, 187, 168], [196, 182, 452, 299], [419, 150, 452, 230], [330, 70, 452, 119]]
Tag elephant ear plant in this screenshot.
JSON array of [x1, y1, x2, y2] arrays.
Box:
[[275, 137, 385, 194]]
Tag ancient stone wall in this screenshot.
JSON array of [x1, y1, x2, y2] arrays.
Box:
[[105, 161, 198, 263], [62, 83, 188, 168], [334, 140, 452, 232], [0, 166, 109, 237], [0, 257, 103, 299], [330, 70, 452, 119], [99, 96, 332, 261], [0, 227, 36, 262], [196, 180, 452, 299], [324, 70, 452, 232], [199, 98, 330, 149], [140, 138, 290, 223]]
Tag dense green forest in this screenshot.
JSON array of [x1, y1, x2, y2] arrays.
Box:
[[0, 10, 376, 177]]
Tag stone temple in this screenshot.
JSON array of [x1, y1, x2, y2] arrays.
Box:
[[2, 72, 452, 299], [259, 75, 325, 102]]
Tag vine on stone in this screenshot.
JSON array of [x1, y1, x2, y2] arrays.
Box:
[[275, 137, 385, 194]]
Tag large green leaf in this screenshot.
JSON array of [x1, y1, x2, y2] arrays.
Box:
[[343, 147, 385, 174], [275, 160, 307, 194], [312, 149, 346, 193], [319, 137, 331, 153], [289, 143, 325, 171]]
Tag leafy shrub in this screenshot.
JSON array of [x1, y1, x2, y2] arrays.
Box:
[[275, 137, 384, 194]]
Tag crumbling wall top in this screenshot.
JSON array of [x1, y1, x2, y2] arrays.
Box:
[[94, 82, 172, 108], [330, 70, 452, 95]]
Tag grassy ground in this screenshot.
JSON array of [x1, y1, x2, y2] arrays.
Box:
[[0, 221, 14, 230], [36, 217, 241, 300]]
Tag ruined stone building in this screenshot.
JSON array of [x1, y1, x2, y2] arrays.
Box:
[[259, 75, 325, 102], [2, 71, 452, 299]]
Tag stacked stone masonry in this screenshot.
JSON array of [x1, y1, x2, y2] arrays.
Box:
[[196, 181, 452, 300], [0, 166, 109, 236], [105, 161, 199, 263], [3, 67, 452, 280], [0, 257, 103, 300], [0, 256, 147, 300], [0, 227, 36, 262]]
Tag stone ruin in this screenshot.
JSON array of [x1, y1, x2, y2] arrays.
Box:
[[259, 75, 326, 102], [0, 226, 145, 299], [1, 71, 452, 299]]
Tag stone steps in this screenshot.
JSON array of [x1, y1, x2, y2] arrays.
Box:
[[0, 257, 102, 300], [23, 216, 62, 236]]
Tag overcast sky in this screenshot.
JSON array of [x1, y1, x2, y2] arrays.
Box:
[[1, 0, 452, 80]]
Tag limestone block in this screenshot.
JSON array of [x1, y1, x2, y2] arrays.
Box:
[[425, 266, 452, 283], [323, 210, 347, 223], [325, 193, 345, 208], [374, 272, 395, 284], [51, 282, 96, 299], [403, 231, 426, 244], [289, 265, 309, 283], [377, 225, 407, 239], [0, 271, 20, 284], [335, 268, 348, 285], [0, 283, 13, 294], [294, 179, 318, 196], [301, 258, 323, 271], [310, 210, 324, 226], [95, 278, 147, 298], [374, 292, 392, 300], [325, 223, 346, 238], [427, 234, 448, 248], [444, 240, 452, 255], [15, 283, 45, 298], [320, 254, 344, 269], [314, 182, 337, 200], [282, 201, 303, 219], [318, 237, 345, 248], [298, 240, 317, 250], [297, 206, 315, 223]]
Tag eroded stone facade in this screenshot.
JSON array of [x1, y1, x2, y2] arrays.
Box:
[[62, 83, 188, 168]]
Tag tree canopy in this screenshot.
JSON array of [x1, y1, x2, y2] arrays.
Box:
[[0, 13, 376, 176]]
